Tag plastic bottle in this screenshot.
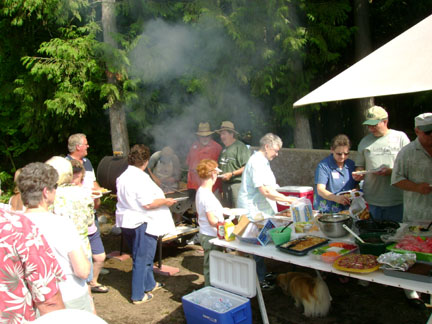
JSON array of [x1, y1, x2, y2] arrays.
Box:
[[217, 221, 225, 239], [224, 221, 235, 241]]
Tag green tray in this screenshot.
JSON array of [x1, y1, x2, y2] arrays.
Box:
[[387, 243, 432, 263]]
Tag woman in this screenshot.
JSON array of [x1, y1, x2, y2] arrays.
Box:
[[195, 159, 224, 286], [314, 134, 358, 213], [9, 168, 24, 212], [17, 162, 92, 312], [116, 144, 176, 304]]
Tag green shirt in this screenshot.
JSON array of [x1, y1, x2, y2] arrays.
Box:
[[218, 140, 251, 183]]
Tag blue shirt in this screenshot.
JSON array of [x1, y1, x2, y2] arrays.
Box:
[[314, 154, 357, 213]]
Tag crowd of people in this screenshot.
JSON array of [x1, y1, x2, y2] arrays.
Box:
[[1, 110, 431, 321]]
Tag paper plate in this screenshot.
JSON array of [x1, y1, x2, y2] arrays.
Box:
[[336, 190, 363, 199]]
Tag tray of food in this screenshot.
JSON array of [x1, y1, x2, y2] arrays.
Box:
[[277, 235, 329, 256], [333, 254, 380, 273], [310, 242, 358, 263], [387, 235, 432, 262], [382, 262, 432, 283]]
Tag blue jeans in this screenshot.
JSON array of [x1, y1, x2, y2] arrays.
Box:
[[368, 204, 403, 223], [122, 223, 157, 301]]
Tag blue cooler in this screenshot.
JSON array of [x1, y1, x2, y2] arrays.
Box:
[[182, 251, 256, 324]]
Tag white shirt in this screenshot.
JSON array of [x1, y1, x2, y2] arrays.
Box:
[[116, 165, 175, 236], [24, 212, 88, 302], [196, 186, 224, 237]]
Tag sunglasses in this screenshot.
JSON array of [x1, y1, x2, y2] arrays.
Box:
[[424, 130, 432, 136], [335, 152, 349, 156]]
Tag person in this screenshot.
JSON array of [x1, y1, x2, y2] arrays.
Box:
[[392, 113, 432, 221], [66, 133, 108, 293], [17, 162, 92, 312], [0, 206, 65, 322], [148, 146, 182, 193], [195, 159, 224, 286], [46, 157, 94, 280], [217, 121, 251, 208], [9, 168, 24, 211], [314, 134, 357, 213], [237, 133, 297, 288], [352, 106, 410, 222], [186, 122, 222, 199], [116, 144, 176, 304], [391, 113, 432, 308]]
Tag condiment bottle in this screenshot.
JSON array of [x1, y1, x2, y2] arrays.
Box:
[[217, 221, 225, 239], [224, 221, 235, 241]]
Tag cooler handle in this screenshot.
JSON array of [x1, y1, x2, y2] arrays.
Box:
[[231, 307, 247, 322]]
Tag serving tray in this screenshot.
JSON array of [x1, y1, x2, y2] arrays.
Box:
[[277, 235, 328, 256], [382, 262, 432, 283]]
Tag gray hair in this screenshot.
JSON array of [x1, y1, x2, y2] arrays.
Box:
[[259, 133, 283, 150], [68, 133, 86, 153], [17, 162, 58, 208]]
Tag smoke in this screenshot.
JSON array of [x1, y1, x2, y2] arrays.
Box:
[[128, 17, 268, 161]]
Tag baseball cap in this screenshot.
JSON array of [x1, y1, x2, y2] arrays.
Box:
[[363, 106, 388, 126], [415, 112, 432, 132]]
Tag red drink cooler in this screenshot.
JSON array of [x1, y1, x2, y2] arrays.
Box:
[[276, 186, 314, 211]]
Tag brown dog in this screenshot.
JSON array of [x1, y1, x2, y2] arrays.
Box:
[[276, 271, 332, 317]]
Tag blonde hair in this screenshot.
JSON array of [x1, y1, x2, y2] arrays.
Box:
[[13, 168, 22, 194], [196, 159, 218, 180], [45, 156, 73, 185]]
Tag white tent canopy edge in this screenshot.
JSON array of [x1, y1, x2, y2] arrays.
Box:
[[293, 14, 432, 107]]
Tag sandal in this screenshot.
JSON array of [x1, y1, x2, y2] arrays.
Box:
[[132, 293, 153, 305], [259, 280, 275, 291], [148, 282, 165, 293], [91, 284, 109, 293]]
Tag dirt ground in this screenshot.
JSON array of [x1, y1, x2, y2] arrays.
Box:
[[94, 221, 431, 324]]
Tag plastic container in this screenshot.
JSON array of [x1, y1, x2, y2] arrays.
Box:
[[268, 226, 292, 246], [182, 251, 255, 324], [276, 186, 314, 211], [355, 232, 389, 256]]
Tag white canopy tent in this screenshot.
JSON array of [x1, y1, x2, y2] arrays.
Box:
[[293, 14, 432, 107]]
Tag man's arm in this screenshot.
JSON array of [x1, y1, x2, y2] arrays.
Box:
[[35, 290, 65, 316], [393, 179, 432, 195]]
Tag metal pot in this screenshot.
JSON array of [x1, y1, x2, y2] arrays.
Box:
[[317, 213, 354, 238]]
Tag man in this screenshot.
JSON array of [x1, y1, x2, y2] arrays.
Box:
[[148, 146, 181, 193], [66, 133, 108, 294], [0, 207, 65, 322], [237, 133, 296, 289], [352, 106, 410, 222], [186, 122, 222, 199], [217, 121, 251, 208], [392, 112, 432, 221]]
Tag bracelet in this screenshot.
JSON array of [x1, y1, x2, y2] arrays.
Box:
[[231, 171, 235, 177]]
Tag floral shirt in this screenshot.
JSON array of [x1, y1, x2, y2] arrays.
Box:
[[0, 208, 65, 323], [52, 184, 94, 258]]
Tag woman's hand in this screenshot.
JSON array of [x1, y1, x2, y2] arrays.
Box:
[[165, 198, 177, 207], [334, 194, 351, 206]]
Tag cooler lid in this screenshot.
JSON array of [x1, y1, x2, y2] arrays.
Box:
[[209, 251, 256, 298], [277, 185, 313, 193]]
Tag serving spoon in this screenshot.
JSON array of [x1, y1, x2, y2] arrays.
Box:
[[342, 224, 365, 244]]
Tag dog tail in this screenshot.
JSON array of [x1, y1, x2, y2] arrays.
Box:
[[305, 276, 332, 317]]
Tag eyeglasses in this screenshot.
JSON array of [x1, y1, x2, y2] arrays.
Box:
[[335, 152, 349, 156]]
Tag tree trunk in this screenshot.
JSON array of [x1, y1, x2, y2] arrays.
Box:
[[353, 0, 373, 143], [102, 0, 130, 155], [293, 109, 313, 148]]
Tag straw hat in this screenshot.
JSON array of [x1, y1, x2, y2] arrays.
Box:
[[195, 122, 214, 136], [216, 121, 238, 134]]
